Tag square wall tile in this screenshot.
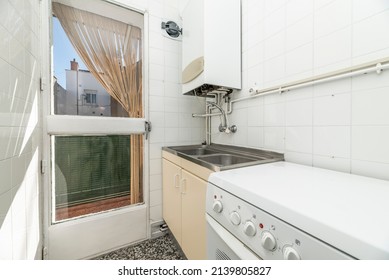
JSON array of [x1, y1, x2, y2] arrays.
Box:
[[286, 15, 313, 51], [313, 93, 351, 126], [149, 127, 165, 144], [264, 127, 285, 151], [285, 97, 313, 126], [286, 0, 313, 26], [164, 127, 179, 143], [284, 151, 313, 166], [313, 126, 350, 158], [0, 189, 12, 223], [285, 126, 312, 153], [352, 70, 389, 92], [286, 43, 313, 77], [149, 47, 164, 66], [150, 158, 162, 176], [247, 43, 264, 68], [247, 23, 264, 49], [247, 127, 264, 148], [352, 126, 389, 164], [149, 64, 164, 81], [11, 183, 27, 233], [264, 55, 286, 85], [264, 32, 285, 60], [314, 78, 351, 97], [265, 0, 286, 16], [149, 96, 165, 112], [313, 155, 351, 173], [264, 102, 285, 126], [164, 112, 179, 128], [264, 6, 286, 39], [247, 64, 264, 89], [179, 127, 192, 142], [353, 0, 389, 22], [353, 10, 389, 58], [314, 27, 352, 69], [164, 97, 179, 113], [150, 189, 162, 207], [314, 0, 351, 39], [150, 143, 163, 160], [248, 106, 264, 127], [285, 86, 313, 102], [164, 81, 180, 97], [352, 87, 389, 126], [351, 160, 389, 181], [150, 174, 162, 191], [0, 214, 13, 259], [150, 204, 163, 223], [0, 158, 12, 195], [150, 111, 165, 129]]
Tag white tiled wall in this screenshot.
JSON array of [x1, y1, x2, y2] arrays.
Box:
[[119, 0, 205, 223], [212, 0, 389, 181], [0, 0, 42, 259]]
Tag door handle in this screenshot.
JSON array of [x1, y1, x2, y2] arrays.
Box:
[[181, 178, 187, 194], [145, 121, 152, 140], [174, 174, 180, 188]]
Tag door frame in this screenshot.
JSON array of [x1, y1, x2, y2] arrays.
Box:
[[40, 0, 150, 259]]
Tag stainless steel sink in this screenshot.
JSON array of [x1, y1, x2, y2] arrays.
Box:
[[163, 144, 284, 171], [197, 154, 257, 166], [171, 147, 219, 156]]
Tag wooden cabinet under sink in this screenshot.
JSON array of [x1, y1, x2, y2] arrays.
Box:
[[162, 151, 212, 260]]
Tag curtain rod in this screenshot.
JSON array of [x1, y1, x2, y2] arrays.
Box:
[[227, 57, 389, 114]]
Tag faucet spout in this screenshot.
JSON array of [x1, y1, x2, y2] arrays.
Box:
[[207, 101, 237, 133]]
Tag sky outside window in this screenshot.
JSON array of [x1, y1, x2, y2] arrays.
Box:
[[53, 16, 87, 89]]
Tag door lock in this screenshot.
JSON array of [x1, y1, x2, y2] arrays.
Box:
[[145, 121, 152, 140]]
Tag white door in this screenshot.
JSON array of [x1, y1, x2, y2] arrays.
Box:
[[42, 0, 150, 259]]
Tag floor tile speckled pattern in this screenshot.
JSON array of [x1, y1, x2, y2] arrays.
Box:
[[94, 234, 185, 260]]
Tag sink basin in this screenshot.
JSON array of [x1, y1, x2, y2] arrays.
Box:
[[172, 147, 219, 156], [163, 144, 284, 171], [198, 154, 258, 166]]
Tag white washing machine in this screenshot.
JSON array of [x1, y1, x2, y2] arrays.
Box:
[[206, 162, 389, 260]]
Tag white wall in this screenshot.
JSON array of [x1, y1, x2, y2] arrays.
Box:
[[0, 0, 42, 259], [116, 0, 206, 224], [212, 0, 389, 181]]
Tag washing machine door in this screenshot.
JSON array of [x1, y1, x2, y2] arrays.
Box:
[[206, 215, 261, 260]]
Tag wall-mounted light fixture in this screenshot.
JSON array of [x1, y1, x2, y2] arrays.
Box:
[[161, 21, 182, 39]]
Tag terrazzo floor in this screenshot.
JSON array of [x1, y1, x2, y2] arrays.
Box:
[[94, 234, 185, 260]]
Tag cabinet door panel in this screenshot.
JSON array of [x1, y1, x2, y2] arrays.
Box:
[[162, 159, 182, 244], [181, 169, 207, 260]]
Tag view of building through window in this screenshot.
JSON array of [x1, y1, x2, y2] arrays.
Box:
[[53, 58, 128, 117], [52, 16, 133, 222]]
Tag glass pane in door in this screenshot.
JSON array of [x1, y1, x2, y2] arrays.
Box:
[[53, 135, 140, 222]]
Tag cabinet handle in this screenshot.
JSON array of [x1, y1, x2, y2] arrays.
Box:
[[181, 178, 187, 194], [174, 174, 180, 188]]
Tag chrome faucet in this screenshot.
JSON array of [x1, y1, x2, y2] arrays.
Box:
[[207, 101, 237, 133]]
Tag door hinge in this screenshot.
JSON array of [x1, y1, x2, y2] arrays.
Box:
[[40, 77, 46, 92], [42, 247, 48, 258], [145, 121, 152, 140], [40, 160, 47, 174]]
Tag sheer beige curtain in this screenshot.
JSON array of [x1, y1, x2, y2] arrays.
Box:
[[53, 3, 143, 204]]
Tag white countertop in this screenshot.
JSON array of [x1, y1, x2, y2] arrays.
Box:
[[208, 161, 389, 259]]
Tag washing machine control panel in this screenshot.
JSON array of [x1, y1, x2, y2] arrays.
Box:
[[206, 183, 353, 260]]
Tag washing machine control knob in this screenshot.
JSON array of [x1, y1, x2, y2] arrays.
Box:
[[283, 246, 301, 260], [243, 221, 256, 236], [230, 211, 241, 225], [212, 200, 223, 213], [261, 231, 277, 251]]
